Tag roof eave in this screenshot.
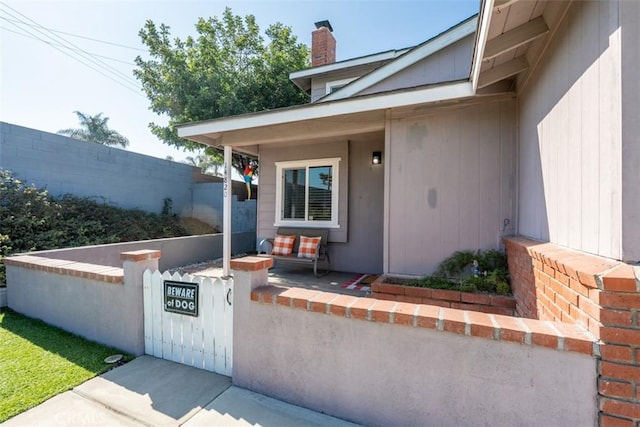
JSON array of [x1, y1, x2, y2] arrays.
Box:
[[177, 80, 474, 144]]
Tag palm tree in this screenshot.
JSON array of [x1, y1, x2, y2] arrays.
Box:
[[185, 153, 223, 176], [58, 111, 130, 148]]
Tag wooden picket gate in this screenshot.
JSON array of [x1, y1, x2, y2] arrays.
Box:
[[142, 270, 234, 376]]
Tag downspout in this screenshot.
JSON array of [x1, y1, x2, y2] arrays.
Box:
[[223, 145, 232, 277]]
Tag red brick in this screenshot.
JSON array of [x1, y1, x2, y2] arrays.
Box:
[[397, 295, 423, 304], [467, 312, 496, 339], [600, 398, 640, 420], [496, 316, 527, 344], [461, 292, 492, 306], [327, 295, 357, 317], [441, 307, 466, 335], [601, 309, 634, 327], [394, 302, 417, 326], [250, 291, 259, 302], [601, 344, 634, 363], [600, 292, 640, 310], [230, 256, 273, 271], [451, 302, 481, 312], [349, 298, 377, 320], [599, 379, 634, 400], [309, 292, 338, 313], [600, 327, 640, 346], [521, 319, 559, 349], [600, 414, 635, 427], [369, 300, 396, 323], [555, 270, 571, 286], [601, 264, 638, 292], [552, 322, 596, 354], [371, 293, 397, 302], [490, 295, 517, 308], [404, 287, 432, 298], [600, 361, 640, 381], [578, 295, 602, 321], [379, 283, 406, 295], [415, 305, 439, 329], [569, 277, 591, 297], [480, 306, 515, 316], [421, 298, 451, 308], [431, 289, 461, 302]]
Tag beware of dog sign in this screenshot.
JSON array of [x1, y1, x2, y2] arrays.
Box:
[[164, 280, 199, 316]]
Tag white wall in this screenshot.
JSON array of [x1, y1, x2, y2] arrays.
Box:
[[386, 98, 517, 275], [517, 1, 624, 259]]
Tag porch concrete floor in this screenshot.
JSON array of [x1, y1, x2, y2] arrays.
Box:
[[175, 260, 372, 297]]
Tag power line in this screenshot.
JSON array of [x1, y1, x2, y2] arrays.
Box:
[[0, 15, 146, 52], [0, 3, 143, 95], [1, 26, 137, 66]]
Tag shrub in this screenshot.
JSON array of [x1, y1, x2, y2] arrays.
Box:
[[0, 169, 190, 285], [384, 249, 511, 295]]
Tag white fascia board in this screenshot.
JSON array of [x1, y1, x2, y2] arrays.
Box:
[[470, 0, 495, 93], [178, 81, 473, 139], [289, 48, 411, 81], [320, 17, 478, 102]]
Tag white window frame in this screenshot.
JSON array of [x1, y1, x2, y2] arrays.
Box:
[[325, 77, 357, 95], [275, 158, 340, 228]]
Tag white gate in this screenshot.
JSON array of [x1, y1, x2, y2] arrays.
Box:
[[142, 270, 233, 376]]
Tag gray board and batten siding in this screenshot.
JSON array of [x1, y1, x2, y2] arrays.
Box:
[[360, 35, 474, 96], [257, 133, 384, 274], [517, 0, 640, 261], [386, 98, 517, 276]]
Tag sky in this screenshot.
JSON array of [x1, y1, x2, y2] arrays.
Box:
[[0, 0, 480, 163]]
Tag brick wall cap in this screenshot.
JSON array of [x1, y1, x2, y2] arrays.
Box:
[[120, 250, 161, 261], [231, 256, 273, 271]]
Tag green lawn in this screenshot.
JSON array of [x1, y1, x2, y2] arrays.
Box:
[[0, 309, 129, 422]]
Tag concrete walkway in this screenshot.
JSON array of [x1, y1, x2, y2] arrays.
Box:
[[4, 356, 358, 426]]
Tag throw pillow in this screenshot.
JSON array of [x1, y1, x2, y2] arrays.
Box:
[[298, 236, 322, 259], [272, 234, 296, 256]]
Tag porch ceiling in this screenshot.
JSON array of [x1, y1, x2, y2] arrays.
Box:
[[478, 0, 571, 91]]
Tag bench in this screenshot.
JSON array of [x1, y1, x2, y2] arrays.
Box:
[[257, 227, 331, 277]]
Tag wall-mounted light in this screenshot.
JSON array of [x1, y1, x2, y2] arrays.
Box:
[[372, 151, 382, 165]]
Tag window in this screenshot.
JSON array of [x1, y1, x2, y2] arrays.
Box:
[[275, 158, 340, 228], [325, 77, 357, 95]]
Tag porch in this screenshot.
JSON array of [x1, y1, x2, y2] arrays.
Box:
[[172, 259, 374, 298]]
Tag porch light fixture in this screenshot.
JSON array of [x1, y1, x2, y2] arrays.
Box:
[[372, 151, 382, 165]]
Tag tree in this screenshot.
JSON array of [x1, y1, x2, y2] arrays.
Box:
[[58, 111, 130, 148], [134, 7, 309, 175], [185, 152, 223, 177]]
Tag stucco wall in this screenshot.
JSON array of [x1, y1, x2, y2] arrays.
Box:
[[386, 98, 517, 275], [32, 233, 255, 271], [517, 1, 626, 260], [0, 122, 195, 214], [233, 269, 598, 427], [192, 183, 257, 233]]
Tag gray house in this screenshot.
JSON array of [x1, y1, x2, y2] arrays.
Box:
[[178, 0, 640, 277]]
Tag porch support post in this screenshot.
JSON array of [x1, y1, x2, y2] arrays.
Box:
[[223, 145, 232, 277]]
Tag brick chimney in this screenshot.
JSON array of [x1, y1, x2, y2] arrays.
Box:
[[312, 20, 335, 67]]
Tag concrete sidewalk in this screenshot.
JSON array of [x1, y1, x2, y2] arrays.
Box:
[[4, 356, 358, 426]]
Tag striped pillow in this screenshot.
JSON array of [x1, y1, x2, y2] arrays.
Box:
[[272, 234, 296, 256], [297, 236, 322, 259]]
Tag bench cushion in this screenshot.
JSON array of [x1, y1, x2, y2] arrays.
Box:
[[297, 236, 322, 259], [272, 234, 296, 256]]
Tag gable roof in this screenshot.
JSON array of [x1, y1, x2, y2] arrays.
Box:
[[289, 47, 411, 94], [319, 15, 477, 102], [180, 0, 555, 150]]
